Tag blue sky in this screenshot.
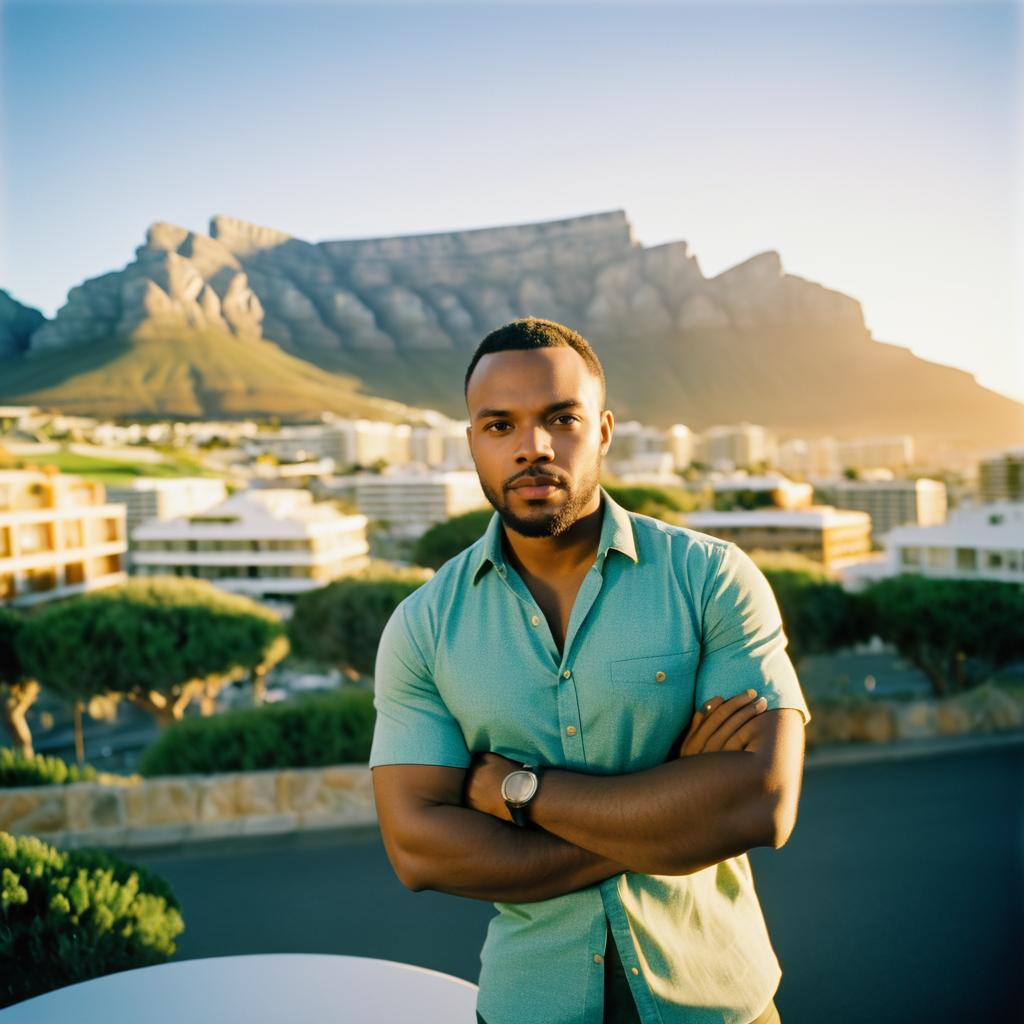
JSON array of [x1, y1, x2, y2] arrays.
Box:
[[2, 1, 1021, 400]]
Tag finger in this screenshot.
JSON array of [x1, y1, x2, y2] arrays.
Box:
[[719, 717, 761, 753], [689, 695, 724, 729], [680, 692, 756, 756], [702, 696, 768, 752], [691, 690, 760, 744]]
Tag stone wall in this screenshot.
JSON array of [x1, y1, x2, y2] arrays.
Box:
[[0, 763, 375, 851], [805, 682, 1024, 748]]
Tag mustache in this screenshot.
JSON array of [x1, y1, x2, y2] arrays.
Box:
[[505, 470, 568, 490]]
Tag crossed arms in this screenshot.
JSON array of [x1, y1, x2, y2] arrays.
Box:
[[372, 693, 805, 904]]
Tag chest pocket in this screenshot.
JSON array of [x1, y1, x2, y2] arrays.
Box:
[[609, 648, 701, 689]]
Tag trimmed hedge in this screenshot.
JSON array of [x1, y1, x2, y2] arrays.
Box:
[[138, 688, 376, 776], [0, 749, 99, 788], [0, 832, 184, 1007]]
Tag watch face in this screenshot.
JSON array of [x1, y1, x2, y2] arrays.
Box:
[[503, 770, 538, 806]]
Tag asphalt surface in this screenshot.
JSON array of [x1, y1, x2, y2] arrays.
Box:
[[126, 742, 1024, 1024]]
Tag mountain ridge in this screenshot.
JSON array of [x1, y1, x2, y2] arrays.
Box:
[[1, 211, 1020, 454]]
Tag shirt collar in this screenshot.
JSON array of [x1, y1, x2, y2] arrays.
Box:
[[472, 486, 638, 584]]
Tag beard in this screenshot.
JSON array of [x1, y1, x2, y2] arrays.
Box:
[[480, 456, 603, 539]]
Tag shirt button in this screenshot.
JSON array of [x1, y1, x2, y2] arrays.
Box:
[[531, 615, 540, 626], [631, 967, 639, 976], [566, 726, 577, 736], [655, 671, 666, 683], [562, 670, 571, 679], [593, 953, 603, 964]]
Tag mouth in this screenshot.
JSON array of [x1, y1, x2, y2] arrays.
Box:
[[508, 476, 563, 500]]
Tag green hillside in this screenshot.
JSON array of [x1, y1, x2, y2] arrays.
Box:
[[0, 329, 416, 422]]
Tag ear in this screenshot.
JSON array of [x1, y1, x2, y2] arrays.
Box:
[[600, 409, 614, 455]]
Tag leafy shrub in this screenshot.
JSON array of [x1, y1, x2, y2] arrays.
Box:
[[138, 688, 376, 776], [0, 832, 184, 1007], [412, 508, 493, 569], [289, 572, 426, 675], [0, 749, 99, 788]]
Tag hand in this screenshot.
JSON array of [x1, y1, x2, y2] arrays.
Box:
[[673, 690, 768, 758], [463, 751, 520, 822]]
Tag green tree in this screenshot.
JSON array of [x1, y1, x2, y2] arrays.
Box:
[[752, 552, 870, 667], [412, 508, 493, 569], [17, 578, 285, 739], [603, 483, 698, 521], [860, 575, 1024, 696], [0, 610, 38, 758], [289, 566, 428, 676], [0, 832, 183, 1007]]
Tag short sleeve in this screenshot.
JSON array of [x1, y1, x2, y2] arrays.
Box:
[[369, 601, 472, 769], [696, 543, 811, 725]]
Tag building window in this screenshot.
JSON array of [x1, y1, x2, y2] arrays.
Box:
[[955, 548, 977, 572], [984, 551, 1004, 570], [18, 523, 50, 554], [926, 548, 950, 569], [900, 547, 922, 567]]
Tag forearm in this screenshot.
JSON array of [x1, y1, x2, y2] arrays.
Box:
[[530, 750, 773, 875], [393, 802, 627, 903]]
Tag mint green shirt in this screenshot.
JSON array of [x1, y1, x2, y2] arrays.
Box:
[[370, 488, 810, 1024]]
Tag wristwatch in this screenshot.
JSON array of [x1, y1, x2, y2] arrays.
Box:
[[501, 764, 543, 827]]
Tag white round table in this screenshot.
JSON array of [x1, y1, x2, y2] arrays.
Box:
[[0, 953, 480, 1023]]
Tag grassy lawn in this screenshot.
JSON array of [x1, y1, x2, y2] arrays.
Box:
[[16, 448, 221, 487]]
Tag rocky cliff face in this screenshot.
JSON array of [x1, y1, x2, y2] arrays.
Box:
[[29, 210, 863, 358], [5, 211, 1022, 447], [0, 290, 45, 357]]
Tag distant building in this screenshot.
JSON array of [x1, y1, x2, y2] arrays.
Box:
[[666, 425, 694, 471], [132, 489, 369, 599], [695, 423, 776, 472], [820, 478, 947, 543], [883, 502, 1024, 583], [777, 437, 840, 479], [105, 477, 228, 536], [834, 435, 914, 475], [317, 468, 488, 540], [246, 418, 416, 470], [979, 449, 1024, 503], [682, 506, 872, 570], [710, 473, 813, 511], [0, 469, 127, 607]]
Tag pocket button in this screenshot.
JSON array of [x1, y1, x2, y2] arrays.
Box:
[[655, 671, 666, 682]]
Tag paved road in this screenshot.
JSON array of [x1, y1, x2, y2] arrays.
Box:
[[131, 743, 1023, 1024]]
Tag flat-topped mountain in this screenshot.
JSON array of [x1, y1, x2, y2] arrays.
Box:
[[2, 211, 1021, 452]]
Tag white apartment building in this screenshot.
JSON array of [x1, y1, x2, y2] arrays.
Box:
[[320, 469, 488, 540], [834, 435, 914, 475], [710, 473, 813, 511], [777, 437, 840, 480], [666, 425, 694, 471], [979, 448, 1024, 503], [822, 478, 947, 543], [695, 423, 777, 472], [683, 506, 872, 571], [132, 489, 369, 599], [883, 502, 1024, 583], [105, 477, 228, 536], [0, 469, 127, 607]]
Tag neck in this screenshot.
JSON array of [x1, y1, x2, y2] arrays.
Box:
[[501, 492, 604, 580]]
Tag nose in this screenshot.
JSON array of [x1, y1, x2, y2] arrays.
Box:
[[515, 424, 554, 463]]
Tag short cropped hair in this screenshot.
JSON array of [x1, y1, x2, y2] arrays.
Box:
[[464, 318, 607, 407]]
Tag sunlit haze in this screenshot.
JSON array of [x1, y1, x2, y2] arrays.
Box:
[[2, 1, 1021, 400]]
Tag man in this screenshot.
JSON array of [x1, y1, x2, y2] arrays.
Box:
[[370, 318, 810, 1024]]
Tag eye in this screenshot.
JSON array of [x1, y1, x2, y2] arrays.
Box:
[[484, 421, 511, 433], [553, 415, 580, 426]]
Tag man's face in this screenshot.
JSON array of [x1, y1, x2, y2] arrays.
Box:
[[465, 347, 613, 538]]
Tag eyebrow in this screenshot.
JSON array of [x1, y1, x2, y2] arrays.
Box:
[[474, 399, 584, 421]]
